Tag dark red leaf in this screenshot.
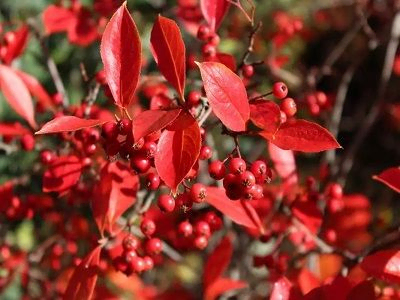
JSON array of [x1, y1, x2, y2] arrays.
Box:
[[63, 246, 101, 300], [43, 5, 76, 34], [92, 162, 139, 235], [216, 53, 237, 72], [197, 61, 249, 132], [346, 281, 375, 300], [67, 7, 98, 47], [260, 119, 341, 153], [0, 122, 31, 136], [15, 70, 55, 112], [361, 250, 400, 284], [0, 65, 36, 128], [35, 116, 105, 135], [100, 2, 141, 108], [43, 155, 83, 195], [3, 25, 29, 65], [373, 167, 400, 193], [154, 111, 201, 191], [206, 187, 263, 232], [270, 277, 302, 300], [200, 0, 230, 31], [132, 109, 181, 141], [250, 100, 281, 133], [203, 236, 233, 288], [204, 278, 247, 300], [151, 15, 186, 100], [292, 201, 322, 234]]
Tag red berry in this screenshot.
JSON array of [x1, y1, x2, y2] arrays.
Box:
[[327, 197, 344, 213], [203, 211, 222, 231], [84, 143, 97, 156], [130, 256, 145, 273], [130, 155, 151, 174], [95, 70, 107, 84], [272, 82, 288, 99], [119, 118, 132, 135], [143, 256, 154, 271], [194, 221, 211, 237], [199, 145, 212, 160], [176, 193, 193, 210], [202, 43, 216, 58], [21, 134, 35, 151], [208, 160, 226, 180], [242, 64, 254, 78], [243, 184, 263, 200], [123, 235, 140, 251], [157, 194, 175, 212], [145, 238, 163, 255], [187, 90, 201, 107], [190, 183, 207, 203], [113, 256, 128, 273], [194, 235, 208, 249], [326, 183, 343, 199], [141, 218, 156, 236], [102, 122, 118, 140], [229, 158, 246, 174], [250, 160, 267, 177], [145, 173, 160, 190], [40, 150, 55, 165], [178, 221, 193, 237], [315, 91, 328, 107], [280, 97, 297, 117], [208, 33, 220, 46], [142, 141, 157, 159], [197, 25, 211, 41], [124, 249, 138, 262], [239, 171, 256, 187]]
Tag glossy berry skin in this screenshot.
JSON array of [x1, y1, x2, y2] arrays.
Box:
[[229, 158, 246, 174], [242, 64, 254, 78], [101, 121, 118, 140], [178, 221, 193, 237], [243, 184, 263, 200], [40, 150, 55, 165], [239, 171, 256, 187], [250, 160, 267, 177], [187, 90, 201, 107], [157, 194, 175, 212], [280, 97, 297, 117], [203, 211, 222, 231], [194, 221, 211, 238], [130, 256, 145, 273], [119, 118, 132, 135], [140, 219, 156, 236], [130, 155, 151, 174], [86, 128, 100, 143], [199, 145, 212, 160], [194, 235, 208, 250], [145, 173, 161, 190], [142, 141, 157, 159], [327, 183, 343, 199], [208, 160, 226, 180], [190, 183, 207, 203], [272, 82, 288, 99], [145, 238, 163, 255], [143, 256, 154, 271], [123, 235, 140, 251], [176, 193, 193, 210], [84, 143, 97, 156], [197, 24, 211, 41], [21, 134, 35, 151]]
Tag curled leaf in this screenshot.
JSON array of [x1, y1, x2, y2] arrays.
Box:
[[373, 167, 400, 193], [36, 116, 105, 135]]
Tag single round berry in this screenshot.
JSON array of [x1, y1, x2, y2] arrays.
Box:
[[124, 249, 138, 262], [203, 211, 222, 231], [178, 221, 193, 237], [130, 256, 145, 273], [140, 218, 156, 236], [315, 91, 328, 107], [157, 194, 175, 213], [86, 128, 100, 143], [326, 183, 343, 199], [229, 158, 246, 174], [21, 134, 35, 151], [145, 238, 163, 255], [194, 221, 211, 237], [243, 184, 263, 200], [84, 143, 97, 156], [190, 183, 207, 203], [194, 235, 208, 249], [176, 193, 193, 211], [250, 160, 267, 177], [123, 235, 140, 251], [208, 33, 220, 46], [102, 122, 118, 140], [113, 256, 128, 273], [208, 160, 226, 180], [145, 173, 161, 190], [130, 155, 151, 174], [242, 64, 254, 78], [40, 150, 55, 165], [272, 82, 288, 99], [143, 256, 154, 271], [280, 97, 297, 117], [197, 24, 211, 41], [187, 90, 201, 107], [142, 141, 157, 159], [119, 118, 132, 135], [202, 43, 217, 58], [239, 171, 256, 188], [199, 145, 212, 160]]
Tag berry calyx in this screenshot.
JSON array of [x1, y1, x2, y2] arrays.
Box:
[[190, 183, 207, 203]]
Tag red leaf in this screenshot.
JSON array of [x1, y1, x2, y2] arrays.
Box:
[[15, 70, 55, 112], [361, 250, 400, 284], [260, 119, 341, 153], [204, 278, 247, 300], [3, 25, 29, 65], [63, 246, 101, 300], [197, 62, 249, 132], [270, 277, 302, 300], [0, 122, 31, 136], [43, 155, 82, 195], [292, 201, 322, 234], [43, 5, 76, 34], [67, 8, 99, 47], [154, 111, 201, 191], [268, 142, 297, 180], [200, 0, 230, 31], [204, 236, 233, 288], [297, 268, 320, 295], [151, 16, 186, 100], [216, 53, 237, 72], [0, 65, 36, 128], [250, 100, 281, 133], [206, 187, 262, 232], [132, 109, 181, 141], [100, 2, 141, 108], [373, 167, 400, 193], [35, 116, 105, 135], [92, 162, 139, 235], [346, 281, 375, 300]]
